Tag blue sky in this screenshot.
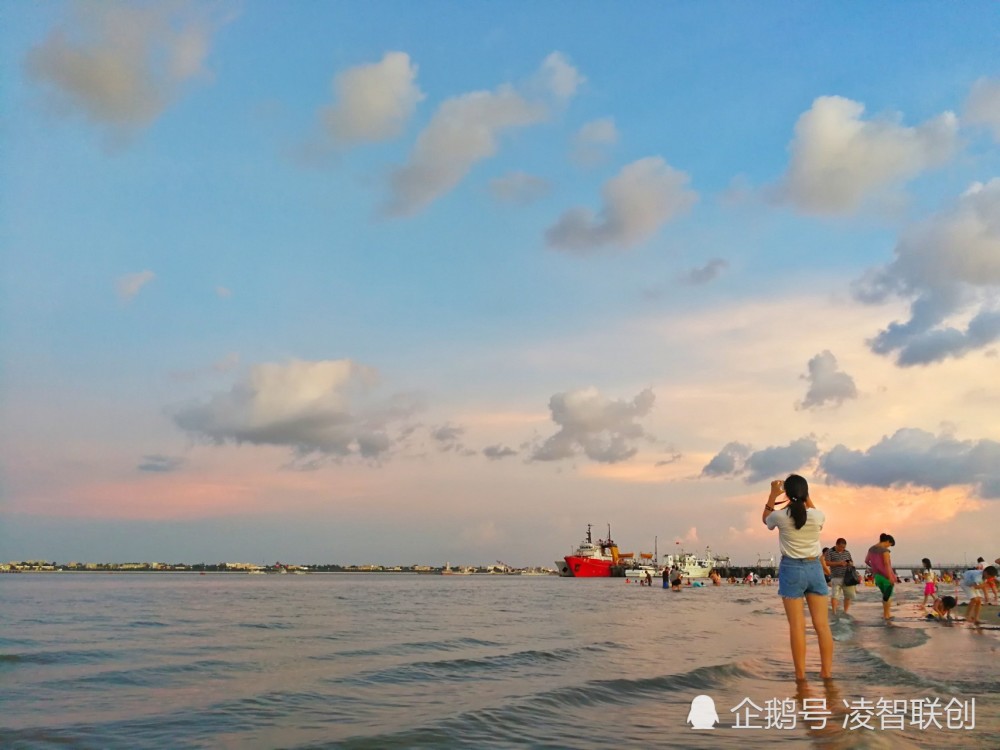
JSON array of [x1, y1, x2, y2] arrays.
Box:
[[2, 1, 999, 567]]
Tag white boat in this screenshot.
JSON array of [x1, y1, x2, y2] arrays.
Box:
[[441, 563, 473, 575], [661, 547, 729, 579], [621, 552, 661, 579]]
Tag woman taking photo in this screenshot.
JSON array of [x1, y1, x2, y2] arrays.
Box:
[[762, 474, 833, 681]]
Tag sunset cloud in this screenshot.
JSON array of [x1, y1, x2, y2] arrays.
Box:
[[571, 117, 618, 166], [137, 454, 185, 473], [533, 52, 585, 102], [531, 387, 656, 464], [678, 258, 729, 286], [546, 157, 698, 254], [855, 179, 1000, 365], [964, 77, 1000, 141], [701, 438, 820, 483], [384, 53, 580, 216], [821, 428, 1000, 499], [172, 359, 422, 462], [489, 172, 551, 205], [798, 350, 858, 409], [776, 95, 957, 214], [483, 444, 519, 460], [321, 51, 423, 146], [25, 1, 219, 135]]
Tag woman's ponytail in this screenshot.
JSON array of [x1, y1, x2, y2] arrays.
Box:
[[783, 474, 809, 530]]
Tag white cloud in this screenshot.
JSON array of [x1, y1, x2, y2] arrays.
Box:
[[964, 77, 1000, 141], [776, 96, 957, 215], [546, 157, 698, 254], [172, 359, 421, 462], [821, 428, 1000, 499], [531, 387, 656, 464], [572, 117, 618, 166], [24, 1, 218, 133], [855, 179, 1000, 365], [798, 350, 858, 409], [489, 171, 551, 205], [215, 286, 232, 298], [321, 51, 423, 145], [534, 52, 585, 102], [117, 270, 154, 301], [384, 53, 581, 216]]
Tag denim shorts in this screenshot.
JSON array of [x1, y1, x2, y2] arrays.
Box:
[[778, 557, 829, 599]]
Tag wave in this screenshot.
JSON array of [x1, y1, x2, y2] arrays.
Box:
[[0, 649, 119, 667], [331, 636, 505, 659], [294, 659, 762, 750], [31, 657, 244, 690], [335, 642, 622, 687]]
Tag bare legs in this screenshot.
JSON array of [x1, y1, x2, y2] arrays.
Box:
[[782, 594, 834, 680], [966, 597, 982, 624], [807, 593, 834, 678]]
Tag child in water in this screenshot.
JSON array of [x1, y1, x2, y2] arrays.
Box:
[[921, 558, 937, 608]]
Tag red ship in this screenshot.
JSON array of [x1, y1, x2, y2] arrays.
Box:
[[556, 524, 626, 577]]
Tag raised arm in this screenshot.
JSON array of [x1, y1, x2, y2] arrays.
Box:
[[762, 480, 783, 524]]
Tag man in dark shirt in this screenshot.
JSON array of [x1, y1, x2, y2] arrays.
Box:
[[824, 538, 855, 616]]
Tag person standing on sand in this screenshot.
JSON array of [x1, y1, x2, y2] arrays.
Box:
[[763, 474, 833, 681], [864, 533, 898, 622]]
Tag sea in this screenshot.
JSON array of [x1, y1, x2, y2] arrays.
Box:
[[2, 573, 998, 749]]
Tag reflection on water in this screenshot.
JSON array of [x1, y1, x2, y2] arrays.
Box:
[[0, 574, 996, 749]]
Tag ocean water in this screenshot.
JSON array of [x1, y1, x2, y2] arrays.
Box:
[[1, 574, 997, 749]]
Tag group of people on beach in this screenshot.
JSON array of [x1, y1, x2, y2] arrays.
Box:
[[762, 473, 998, 682]]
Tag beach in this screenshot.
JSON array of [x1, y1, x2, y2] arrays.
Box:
[[2, 573, 997, 749]]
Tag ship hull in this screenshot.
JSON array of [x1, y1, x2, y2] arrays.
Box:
[[564, 556, 615, 577]]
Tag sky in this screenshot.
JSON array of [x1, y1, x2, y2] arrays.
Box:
[[2, 2, 999, 569]]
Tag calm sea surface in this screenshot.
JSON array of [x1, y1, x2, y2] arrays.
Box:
[[2, 573, 998, 749]]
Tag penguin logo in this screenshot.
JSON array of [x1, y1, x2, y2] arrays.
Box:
[[687, 694, 719, 729]]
